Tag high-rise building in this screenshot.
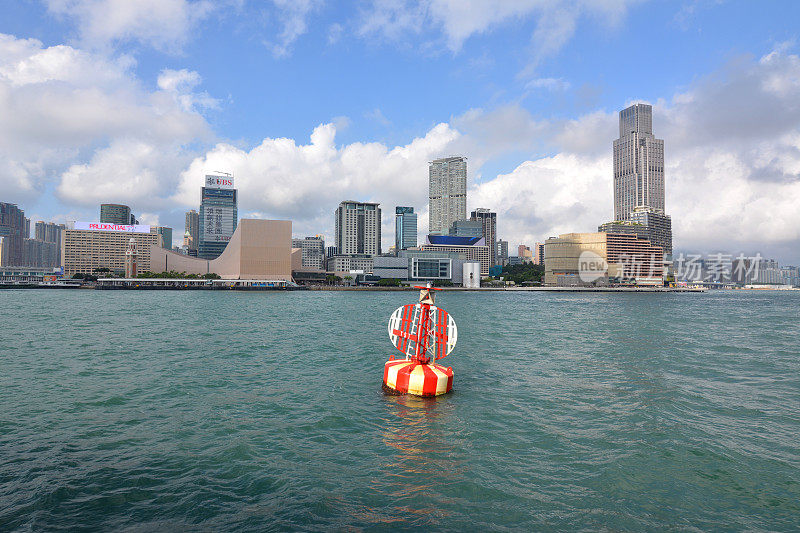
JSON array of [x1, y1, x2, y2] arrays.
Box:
[[518, 244, 533, 263], [292, 236, 325, 270], [100, 204, 132, 225], [395, 206, 417, 251], [155, 227, 173, 250], [470, 208, 497, 266], [496, 239, 508, 265], [0, 202, 29, 266], [184, 209, 199, 256], [754, 259, 783, 285], [334, 201, 381, 256], [428, 156, 467, 235], [0, 217, 64, 268], [535, 243, 545, 265], [449, 219, 483, 238], [198, 174, 238, 260], [34, 221, 65, 244], [613, 104, 665, 221], [610, 103, 673, 258], [22, 238, 59, 268], [780, 266, 799, 287]]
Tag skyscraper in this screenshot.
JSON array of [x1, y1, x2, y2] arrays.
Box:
[[34, 221, 65, 245], [610, 103, 673, 258], [395, 206, 417, 251], [613, 104, 664, 221], [100, 204, 133, 225], [496, 239, 508, 266], [335, 201, 381, 256], [0, 202, 29, 266], [533, 242, 545, 265], [428, 156, 467, 235], [155, 226, 173, 250], [22, 238, 59, 268], [470, 208, 497, 266], [198, 174, 238, 260], [184, 209, 199, 256], [32, 221, 65, 267]]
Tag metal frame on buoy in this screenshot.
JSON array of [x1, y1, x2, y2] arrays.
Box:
[[383, 283, 457, 397]]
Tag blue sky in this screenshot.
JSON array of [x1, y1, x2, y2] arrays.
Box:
[[1, 0, 800, 261]]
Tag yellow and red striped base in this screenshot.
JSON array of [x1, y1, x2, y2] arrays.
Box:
[[382, 359, 454, 397]]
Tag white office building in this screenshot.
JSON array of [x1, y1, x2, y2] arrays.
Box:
[[334, 201, 381, 256], [429, 156, 467, 235]]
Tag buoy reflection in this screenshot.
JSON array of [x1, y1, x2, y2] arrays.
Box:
[[372, 392, 464, 525]]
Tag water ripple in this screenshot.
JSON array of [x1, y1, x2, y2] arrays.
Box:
[[0, 289, 798, 530]]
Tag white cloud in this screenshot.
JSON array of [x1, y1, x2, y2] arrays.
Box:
[[365, 108, 392, 126], [0, 33, 211, 205], [327, 23, 344, 45], [266, 0, 323, 58], [357, 0, 427, 43], [57, 139, 192, 208], [161, 45, 800, 260], [0, 34, 133, 87], [470, 153, 610, 244], [156, 68, 200, 92], [157, 68, 219, 111], [3, 26, 799, 262], [525, 77, 571, 91], [45, 0, 214, 53], [358, 0, 640, 70], [470, 46, 800, 257], [137, 212, 160, 226], [173, 122, 461, 240]]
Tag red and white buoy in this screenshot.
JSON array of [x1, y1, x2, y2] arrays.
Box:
[[382, 284, 457, 397]]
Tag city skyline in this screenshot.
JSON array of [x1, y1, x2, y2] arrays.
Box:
[[1, 2, 799, 262]]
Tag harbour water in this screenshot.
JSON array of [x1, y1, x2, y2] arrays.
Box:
[[1, 289, 798, 530]]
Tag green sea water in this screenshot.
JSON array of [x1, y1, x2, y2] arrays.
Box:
[[1, 289, 798, 531]]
